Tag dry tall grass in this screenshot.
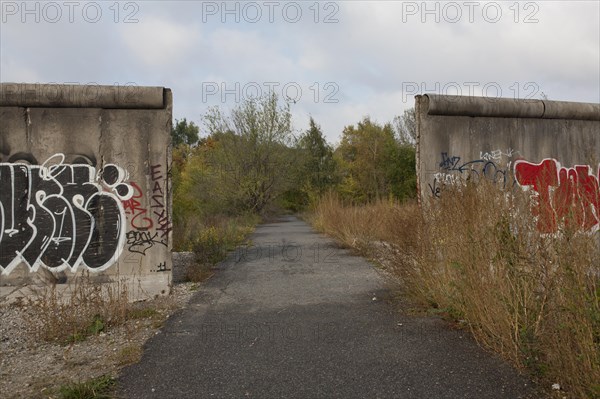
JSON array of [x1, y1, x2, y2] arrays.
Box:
[[26, 275, 131, 343], [173, 213, 259, 281], [311, 184, 600, 398]]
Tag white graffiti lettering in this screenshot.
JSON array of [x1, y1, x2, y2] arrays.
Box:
[[0, 154, 133, 275]]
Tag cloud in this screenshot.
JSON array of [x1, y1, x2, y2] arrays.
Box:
[[289, 1, 599, 100], [1, 1, 598, 140], [0, 58, 42, 82], [118, 16, 201, 69]]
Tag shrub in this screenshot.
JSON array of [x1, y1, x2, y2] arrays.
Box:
[[183, 214, 259, 282]]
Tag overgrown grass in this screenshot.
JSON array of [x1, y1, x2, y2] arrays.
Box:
[[26, 276, 130, 344], [311, 185, 600, 398], [173, 213, 260, 282], [26, 275, 169, 345], [57, 375, 115, 399]]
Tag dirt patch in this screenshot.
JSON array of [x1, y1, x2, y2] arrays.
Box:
[[0, 282, 198, 399]]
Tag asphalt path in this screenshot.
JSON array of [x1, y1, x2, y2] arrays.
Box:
[[118, 216, 540, 399]]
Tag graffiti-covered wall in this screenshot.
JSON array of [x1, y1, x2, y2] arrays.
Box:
[[416, 94, 600, 233], [0, 83, 172, 298]]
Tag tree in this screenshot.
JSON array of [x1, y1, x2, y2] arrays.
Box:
[[335, 117, 398, 202], [297, 117, 336, 195], [201, 92, 297, 214], [171, 118, 200, 147], [390, 108, 418, 200], [333, 116, 417, 203], [386, 143, 416, 201], [393, 108, 416, 146]]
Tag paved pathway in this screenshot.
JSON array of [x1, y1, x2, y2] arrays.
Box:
[[118, 216, 540, 398]]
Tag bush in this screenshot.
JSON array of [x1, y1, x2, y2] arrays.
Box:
[[182, 214, 260, 282]]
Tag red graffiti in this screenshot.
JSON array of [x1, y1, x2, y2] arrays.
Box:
[[514, 159, 600, 233], [122, 181, 154, 230], [121, 165, 171, 239]]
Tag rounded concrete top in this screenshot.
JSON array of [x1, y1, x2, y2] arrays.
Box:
[[421, 94, 600, 121], [0, 83, 168, 109]]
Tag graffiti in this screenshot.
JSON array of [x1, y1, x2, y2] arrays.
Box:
[[428, 178, 442, 198], [0, 154, 133, 275], [121, 164, 171, 257], [122, 182, 153, 230], [429, 151, 599, 233], [428, 172, 462, 198], [125, 230, 167, 255], [479, 148, 519, 162], [438, 152, 512, 185], [120, 163, 171, 258], [154, 262, 169, 272], [514, 159, 600, 233], [439, 153, 461, 170], [150, 164, 172, 238], [430, 151, 517, 198]]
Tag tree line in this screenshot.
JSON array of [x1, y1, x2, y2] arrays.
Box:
[[171, 92, 416, 230]]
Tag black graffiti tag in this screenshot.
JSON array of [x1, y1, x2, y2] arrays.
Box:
[[126, 230, 167, 255], [430, 152, 518, 198], [150, 164, 172, 238], [0, 154, 133, 275]]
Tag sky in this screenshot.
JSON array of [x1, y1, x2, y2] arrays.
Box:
[[1, 0, 599, 144]]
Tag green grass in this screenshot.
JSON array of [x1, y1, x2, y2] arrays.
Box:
[[65, 315, 106, 344], [181, 214, 260, 282], [127, 307, 159, 320], [116, 345, 143, 366], [58, 375, 115, 399]]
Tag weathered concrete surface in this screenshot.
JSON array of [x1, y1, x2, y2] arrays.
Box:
[[172, 252, 195, 284], [0, 83, 165, 109], [416, 94, 600, 233], [0, 83, 173, 300], [424, 94, 600, 120], [118, 217, 540, 398]]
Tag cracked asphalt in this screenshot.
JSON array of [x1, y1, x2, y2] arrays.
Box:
[[118, 216, 541, 399]]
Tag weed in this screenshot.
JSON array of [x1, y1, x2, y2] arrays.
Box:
[[181, 213, 260, 282], [87, 315, 105, 335], [26, 275, 130, 345], [116, 345, 142, 366], [185, 263, 215, 283], [66, 332, 86, 344], [58, 375, 115, 399], [127, 307, 159, 320]]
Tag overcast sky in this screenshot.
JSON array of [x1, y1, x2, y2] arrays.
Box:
[[1, 1, 598, 143]]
